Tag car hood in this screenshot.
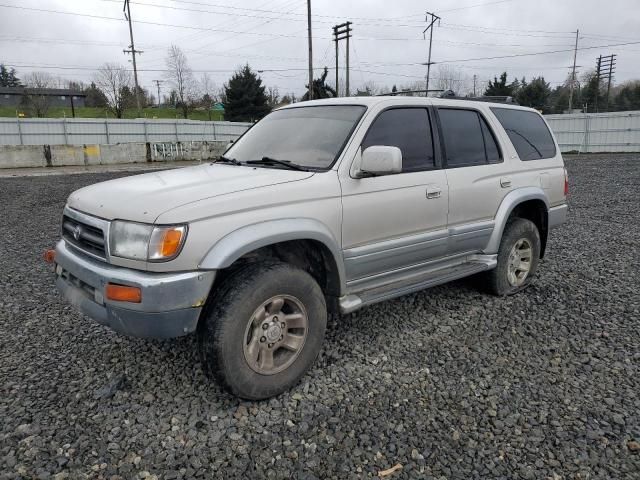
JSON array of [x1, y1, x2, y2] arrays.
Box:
[[67, 164, 315, 223]]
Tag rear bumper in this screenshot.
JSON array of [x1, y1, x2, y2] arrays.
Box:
[[54, 240, 216, 339], [549, 204, 568, 229]]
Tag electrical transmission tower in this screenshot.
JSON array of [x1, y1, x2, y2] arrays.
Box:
[[422, 12, 440, 97], [123, 0, 143, 116], [332, 22, 352, 97], [596, 54, 616, 111]]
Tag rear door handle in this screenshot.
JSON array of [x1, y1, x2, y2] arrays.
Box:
[[500, 177, 512, 188], [426, 186, 441, 199]]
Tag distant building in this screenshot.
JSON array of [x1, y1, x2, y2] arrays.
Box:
[[0, 87, 87, 108]]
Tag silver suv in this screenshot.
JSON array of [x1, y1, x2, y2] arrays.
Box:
[[52, 96, 568, 399]]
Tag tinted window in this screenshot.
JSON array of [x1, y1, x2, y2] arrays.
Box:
[[491, 107, 556, 160], [362, 108, 434, 172], [480, 117, 501, 162], [438, 109, 487, 167]]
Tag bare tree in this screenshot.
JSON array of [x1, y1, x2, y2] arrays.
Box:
[[199, 73, 216, 120], [94, 63, 132, 118], [22, 72, 56, 117], [166, 45, 196, 119], [266, 86, 280, 107], [434, 65, 472, 96]]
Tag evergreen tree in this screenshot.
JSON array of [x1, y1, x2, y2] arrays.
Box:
[[84, 82, 108, 108], [484, 72, 513, 96], [223, 64, 270, 122], [0, 64, 21, 87], [516, 77, 552, 111], [302, 67, 336, 100], [582, 72, 603, 112], [613, 81, 640, 111]]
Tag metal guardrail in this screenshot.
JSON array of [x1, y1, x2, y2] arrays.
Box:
[[0, 117, 252, 146]]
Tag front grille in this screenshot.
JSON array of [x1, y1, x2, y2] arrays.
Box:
[[62, 215, 107, 259]]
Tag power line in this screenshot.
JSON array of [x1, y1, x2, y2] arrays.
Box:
[[0, 3, 329, 40]]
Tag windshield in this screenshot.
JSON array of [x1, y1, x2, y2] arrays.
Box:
[[224, 105, 366, 170]]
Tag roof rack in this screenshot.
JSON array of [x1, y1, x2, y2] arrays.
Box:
[[439, 90, 519, 104]]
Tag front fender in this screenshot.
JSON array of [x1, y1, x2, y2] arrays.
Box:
[[484, 187, 549, 254], [199, 218, 346, 293]]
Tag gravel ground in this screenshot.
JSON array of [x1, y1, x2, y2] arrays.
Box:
[[1, 154, 639, 480]]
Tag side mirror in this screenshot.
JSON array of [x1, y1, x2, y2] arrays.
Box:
[[355, 146, 402, 178]]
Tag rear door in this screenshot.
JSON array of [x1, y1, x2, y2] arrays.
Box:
[[435, 106, 509, 255], [340, 107, 449, 282]]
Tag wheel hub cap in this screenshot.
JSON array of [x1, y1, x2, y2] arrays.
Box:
[[507, 238, 533, 287], [243, 295, 309, 375]]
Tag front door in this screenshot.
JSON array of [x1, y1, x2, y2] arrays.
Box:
[[340, 107, 449, 284]]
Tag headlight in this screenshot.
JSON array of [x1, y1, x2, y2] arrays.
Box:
[[110, 221, 187, 262]]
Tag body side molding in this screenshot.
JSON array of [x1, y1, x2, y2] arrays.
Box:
[[484, 187, 549, 254], [199, 218, 346, 293]]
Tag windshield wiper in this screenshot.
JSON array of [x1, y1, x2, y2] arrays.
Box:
[[245, 157, 309, 171], [214, 155, 242, 166]]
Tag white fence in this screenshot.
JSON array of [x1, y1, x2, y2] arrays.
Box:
[[544, 110, 640, 153], [0, 117, 252, 146], [2, 111, 639, 153]]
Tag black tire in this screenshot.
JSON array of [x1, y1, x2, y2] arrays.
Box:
[[198, 261, 327, 400], [485, 218, 541, 296]]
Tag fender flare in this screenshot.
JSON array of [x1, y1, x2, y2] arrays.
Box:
[[484, 187, 549, 254], [199, 218, 346, 293]]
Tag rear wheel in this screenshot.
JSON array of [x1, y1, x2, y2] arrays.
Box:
[[485, 218, 541, 296], [198, 261, 327, 400]]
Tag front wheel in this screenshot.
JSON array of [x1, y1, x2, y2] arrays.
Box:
[[198, 261, 327, 400], [485, 218, 541, 296]]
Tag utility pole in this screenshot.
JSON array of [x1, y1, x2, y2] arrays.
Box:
[[423, 12, 440, 97], [153, 80, 163, 108], [307, 0, 313, 100], [594, 54, 616, 112], [595, 55, 602, 112], [568, 29, 579, 112], [332, 22, 352, 97], [473, 74, 477, 97], [604, 54, 616, 110], [123, 0, 143, 116]]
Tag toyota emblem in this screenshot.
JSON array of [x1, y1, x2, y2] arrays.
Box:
[[72, 225, 82, 241]]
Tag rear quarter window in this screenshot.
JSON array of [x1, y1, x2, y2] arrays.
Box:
[[491, 107, 556, 160]]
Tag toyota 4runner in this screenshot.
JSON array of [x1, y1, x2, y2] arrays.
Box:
[[52, 96, 568, 399]]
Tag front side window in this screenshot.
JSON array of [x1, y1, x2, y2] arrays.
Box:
[[361, 108, 435, 172], [491, 107, 556, 160], [224, 105, 366, 170]]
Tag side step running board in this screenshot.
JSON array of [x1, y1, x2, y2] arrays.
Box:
[[339, 257, 495, 314]]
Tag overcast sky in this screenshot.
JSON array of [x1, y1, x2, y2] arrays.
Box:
[[1, 0, 639, 98]]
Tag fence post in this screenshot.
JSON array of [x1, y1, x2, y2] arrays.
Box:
[[174, 120, 179, 143], [63, 118, 69, 145], [17, 117, 24, 145], [105, 119, 111, 144], [143, 119, 148, 143], [212, 121, 217, 141]]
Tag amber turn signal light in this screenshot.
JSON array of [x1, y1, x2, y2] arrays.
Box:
[[161, 228, 184, 258], [105, 283, 142, 303], [44, 249, 56, 263]]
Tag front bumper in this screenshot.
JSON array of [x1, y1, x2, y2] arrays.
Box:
[[54, 240, 216, 339]]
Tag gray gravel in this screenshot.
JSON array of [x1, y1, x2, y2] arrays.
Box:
[[1, 154, 639, 479]]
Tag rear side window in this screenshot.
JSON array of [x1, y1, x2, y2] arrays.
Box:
[[491, 107, 556, 160], [361, 108, 434, 172], [438, 108, 502, 167]]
